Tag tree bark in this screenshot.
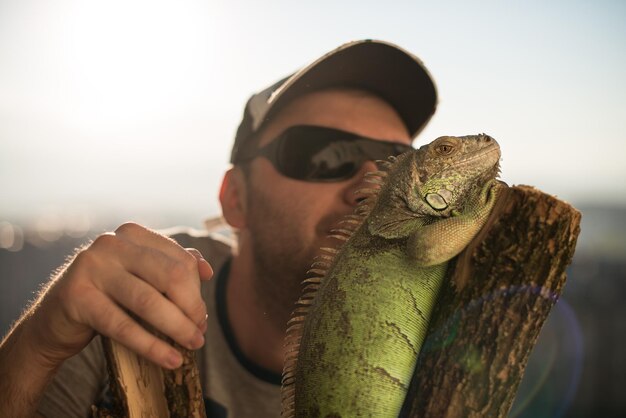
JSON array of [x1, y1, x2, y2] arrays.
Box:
[[92, 332, 207, 418], [400, 185, 582, 418]]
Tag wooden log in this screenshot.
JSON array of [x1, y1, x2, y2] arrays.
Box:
[[92, 330, 207, 418], [400, 185, 581, 417]]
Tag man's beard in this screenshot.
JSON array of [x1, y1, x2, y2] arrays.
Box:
[[244, 188, 335, 331]]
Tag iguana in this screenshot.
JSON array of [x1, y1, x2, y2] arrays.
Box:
[[281, 134, 503, 418]]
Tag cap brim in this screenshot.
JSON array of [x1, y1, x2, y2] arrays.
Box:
[[260, 39, 438, 139]]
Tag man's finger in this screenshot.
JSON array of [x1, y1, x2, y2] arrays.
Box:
[[83, 291, 184, 370], [185, 248, 213, 280], [102, 270, 205, 351]]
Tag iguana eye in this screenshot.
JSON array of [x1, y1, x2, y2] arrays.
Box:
[[436, 143, 455, 155]]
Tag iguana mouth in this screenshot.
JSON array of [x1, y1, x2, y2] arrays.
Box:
[[456, 146, 500, 167], [428, 146, 501, 183]]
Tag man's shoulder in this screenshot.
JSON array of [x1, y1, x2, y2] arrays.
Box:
[[160, 217, 236, 267]]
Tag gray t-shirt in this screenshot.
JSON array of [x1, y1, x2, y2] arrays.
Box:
[[37, 221, 281, 418]]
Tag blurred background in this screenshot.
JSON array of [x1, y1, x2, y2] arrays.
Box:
[[1, 0, 624, 416]]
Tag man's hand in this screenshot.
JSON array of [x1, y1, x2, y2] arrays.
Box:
[[30, 222, 214, 370], [0, 223, 214, 418]]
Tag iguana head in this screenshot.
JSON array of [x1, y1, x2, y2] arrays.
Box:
[[366, 134, 501, 238], [408, 134, 501, 217]]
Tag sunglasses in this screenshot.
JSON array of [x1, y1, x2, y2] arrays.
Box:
[[235, 125, 413, 182]]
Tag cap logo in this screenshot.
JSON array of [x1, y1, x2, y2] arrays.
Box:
[[248, 75, 293, 131], [248, 88, 272, 130]]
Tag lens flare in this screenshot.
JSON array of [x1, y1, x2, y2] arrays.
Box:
[[420, 285, 583, 418], [509, 298, 583, 418]]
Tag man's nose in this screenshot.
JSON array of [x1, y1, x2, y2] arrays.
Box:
[[343, 160, 381, 207]]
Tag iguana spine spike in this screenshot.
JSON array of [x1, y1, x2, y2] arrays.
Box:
[[283, 351, 299, 360], [329, 228, 354, 236], [364, 178, 385, 186], [285, 312, 307, 322], [355, 188, 379, 196], [295, 298, 314, 306], [284, 342, 301, 351], [286, 323, 304, 331], [295, 297, 314, 305], [286, 317, 305, 327], [327, 234, 348, 241], [313, 254, 334, 262], [283, 328, 302, 338], [311, 261, 330, 269], [338, 218, 360, 226], [319, 247, 338, 254], [303, 283, 321, 290], [375, 160, 393, 169], [355, 207, 371, 216], [284, 354, 298, 364], [306, 268, 327, 276], [286, 319, 304, 328]]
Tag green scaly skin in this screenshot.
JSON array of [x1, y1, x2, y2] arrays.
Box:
[[282, 134, 503, 418]]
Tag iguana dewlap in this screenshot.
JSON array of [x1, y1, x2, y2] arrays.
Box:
[[281, 134, 503, 418]]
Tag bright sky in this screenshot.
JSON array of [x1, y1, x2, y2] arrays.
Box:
[[1, 0, 625, 229]]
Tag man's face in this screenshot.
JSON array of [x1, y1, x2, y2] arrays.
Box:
[[240, 88, 412, 324]]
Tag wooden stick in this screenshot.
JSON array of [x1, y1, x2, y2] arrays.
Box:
[[92, 330, 207, 418]]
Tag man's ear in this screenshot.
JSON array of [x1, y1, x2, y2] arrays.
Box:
[[219, 167, 248, 229]]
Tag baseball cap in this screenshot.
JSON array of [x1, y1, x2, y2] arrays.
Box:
[[230, 39, 438, 164]]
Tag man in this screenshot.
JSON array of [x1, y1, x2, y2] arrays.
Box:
[[0, 39, 437, 417]]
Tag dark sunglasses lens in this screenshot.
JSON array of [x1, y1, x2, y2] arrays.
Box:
[[277, 130, 360, 181], [274, 126, 412, 181]]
